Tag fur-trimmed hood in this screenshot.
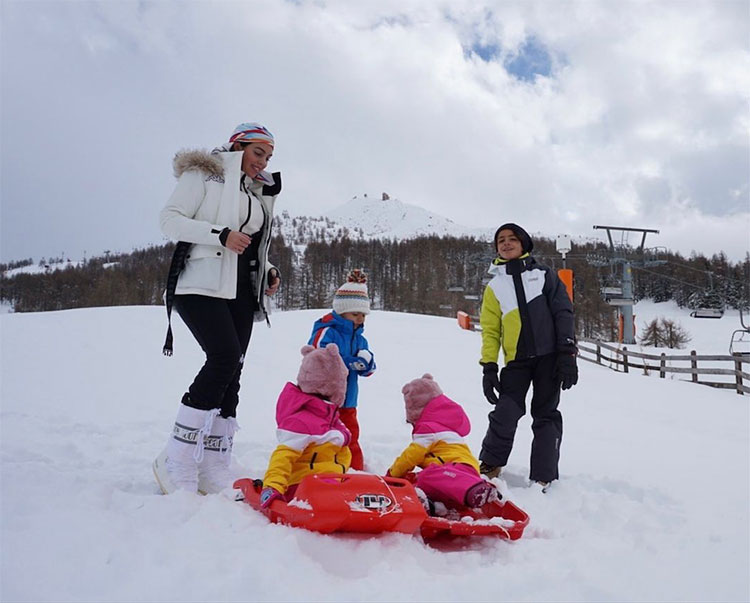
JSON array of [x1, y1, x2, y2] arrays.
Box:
[[172, 148, 274, 186], [173, 149, 224, 179]]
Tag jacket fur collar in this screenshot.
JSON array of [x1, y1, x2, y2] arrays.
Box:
[[172, 149, 223, 179], [172, 148, 275, 186]]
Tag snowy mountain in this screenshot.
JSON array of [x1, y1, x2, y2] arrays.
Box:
[[273, 193, 496, 244], [324, 193, 494, 240], [1, 302, 748, 601], [273, 193, 605, 250]]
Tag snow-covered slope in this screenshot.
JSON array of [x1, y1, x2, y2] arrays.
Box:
[[324, 194, 494, 240], [1, 305, 748, 602]]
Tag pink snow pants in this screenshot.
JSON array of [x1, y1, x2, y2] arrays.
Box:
[[415, 462, 483, 507]]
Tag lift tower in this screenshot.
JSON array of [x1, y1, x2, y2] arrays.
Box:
[[591, 225, 666, 344]]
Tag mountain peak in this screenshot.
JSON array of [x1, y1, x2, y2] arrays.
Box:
[[324, 193, 488, 240]]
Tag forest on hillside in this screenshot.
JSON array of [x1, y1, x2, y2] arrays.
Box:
[[1, 232, 748, 342]]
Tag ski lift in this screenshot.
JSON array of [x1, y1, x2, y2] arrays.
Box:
[[688, 275, 725, 319], [729, 307, 750, 355], [690, 308, 724, 319], [599, 272, 627, 305]]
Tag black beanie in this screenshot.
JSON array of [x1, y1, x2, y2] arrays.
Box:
[[493, 223, 533, 254]]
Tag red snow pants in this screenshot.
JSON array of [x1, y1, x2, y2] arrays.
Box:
[[338, 407, 363, 470]]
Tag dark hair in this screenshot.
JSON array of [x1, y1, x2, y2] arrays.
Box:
[[493, 223, 534, 254]]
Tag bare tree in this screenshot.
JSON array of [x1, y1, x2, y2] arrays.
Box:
[[660, 318, 691, 349], [638, 318, 664, 347]]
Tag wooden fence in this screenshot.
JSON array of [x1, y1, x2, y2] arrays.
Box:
[[577, 338, 750, 395]]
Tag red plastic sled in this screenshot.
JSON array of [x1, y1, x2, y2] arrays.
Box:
[[233, 473, 426, 535], [419, 499, 529, 541], [234, 473, 529, 541]]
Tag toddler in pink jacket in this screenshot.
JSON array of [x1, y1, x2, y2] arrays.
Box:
[[260, 344, 352, 507], [387, 374, 500, 510]]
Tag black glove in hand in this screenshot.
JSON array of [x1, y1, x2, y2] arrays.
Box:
[[555, 353, 579, 390], [482, 362, 502, 404]]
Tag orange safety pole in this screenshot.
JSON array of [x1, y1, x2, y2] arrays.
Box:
[[457, 311, 472, 330], [558, 268, 574, 303]]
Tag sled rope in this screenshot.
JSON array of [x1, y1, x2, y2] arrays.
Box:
[[377, 475, 402, 516]]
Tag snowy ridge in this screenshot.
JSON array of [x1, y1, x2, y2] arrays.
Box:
[[273, 194, 496, 244], [324, 194, 494, 240], [273, 194, 605, 248]]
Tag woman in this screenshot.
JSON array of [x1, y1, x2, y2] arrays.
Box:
[[153, 122, 282, 495]]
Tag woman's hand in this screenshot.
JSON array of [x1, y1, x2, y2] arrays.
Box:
[[265, 268, 280, 296], [226, 230, 251, 254]]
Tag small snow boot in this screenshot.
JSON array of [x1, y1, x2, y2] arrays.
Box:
[[465, 481, 499, 508], [415, 487, 436, 516], [198, 416, 240, 494], [531, 480, 551, 493], [479, 462, 504, 479], [153, 404, 219, 494]]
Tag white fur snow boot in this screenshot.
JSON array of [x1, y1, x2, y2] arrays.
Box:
[[197, 416, 240, 494], [153, 404, 219, 494]]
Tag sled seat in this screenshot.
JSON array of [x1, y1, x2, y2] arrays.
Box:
[[419, 499, 529, 541]]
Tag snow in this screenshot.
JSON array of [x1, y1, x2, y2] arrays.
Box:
[[632, 299, 743, 355], [1, 304, 748, 602]]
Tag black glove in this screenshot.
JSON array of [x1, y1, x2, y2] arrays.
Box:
[[482, 362, 502, 404], [555, 353, 579, 390]]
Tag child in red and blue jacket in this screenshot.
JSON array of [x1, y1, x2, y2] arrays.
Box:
[[307, 270, 376, 470]]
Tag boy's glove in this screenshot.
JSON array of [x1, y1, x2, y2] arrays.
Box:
[[555, 353, 579, 390], [259, 487, 282, 508], [482, 362, 502, 404], [345, 350, 375, 374]]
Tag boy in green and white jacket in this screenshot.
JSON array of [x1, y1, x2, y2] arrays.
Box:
[[478, 223, 578, 491]]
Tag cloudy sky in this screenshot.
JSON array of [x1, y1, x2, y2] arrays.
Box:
[[2, 0, 749, 263]]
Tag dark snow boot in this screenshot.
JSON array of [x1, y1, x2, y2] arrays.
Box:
[[479, 462, 504, 479]]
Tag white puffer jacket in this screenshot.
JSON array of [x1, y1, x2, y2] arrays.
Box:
[[160, 148, 281, 319]]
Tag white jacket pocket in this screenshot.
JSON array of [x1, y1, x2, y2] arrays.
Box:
[[178, 244, 224, 291]]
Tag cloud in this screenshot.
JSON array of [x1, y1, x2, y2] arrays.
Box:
[[1, 0, 748, 263]]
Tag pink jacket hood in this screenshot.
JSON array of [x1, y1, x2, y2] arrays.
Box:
[[412, 394, 471, 437], [275, 382, 351, 446]]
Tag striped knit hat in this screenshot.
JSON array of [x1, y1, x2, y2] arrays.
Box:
[[228, 122, 275, 147], [332, 270, 370, 315]]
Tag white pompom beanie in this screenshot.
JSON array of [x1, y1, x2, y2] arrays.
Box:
[[332, 269, 370, 315]]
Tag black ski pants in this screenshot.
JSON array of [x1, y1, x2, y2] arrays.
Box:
[[174, 280, 257, 418], [480, 353, 562, 483]]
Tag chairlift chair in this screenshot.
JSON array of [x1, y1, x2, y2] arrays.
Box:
[[690, 307, 725, 319], [729, 307, 750, 355], [688, 288, 725, 319]]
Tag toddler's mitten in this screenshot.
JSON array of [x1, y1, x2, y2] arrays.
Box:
[[345, 350, 375, 373], [259, 487, 282, 508], [356, 349, 375, 372]]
